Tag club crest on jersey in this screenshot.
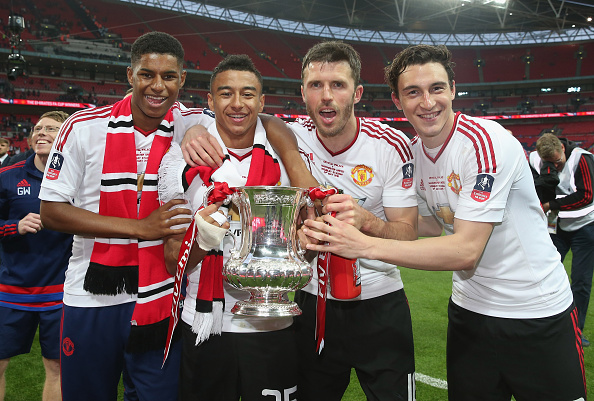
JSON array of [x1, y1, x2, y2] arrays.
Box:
[[447, 171, 461, 194], [471, 174, 494, 202], [46, 153, 64, 180], [402, 163, 414, 189], [351, 164, 374, 187]]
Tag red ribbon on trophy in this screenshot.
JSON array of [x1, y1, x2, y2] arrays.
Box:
[[307, 186, 339, 354]]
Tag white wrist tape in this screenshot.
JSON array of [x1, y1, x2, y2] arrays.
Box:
[[194, 211, 229, 251], [209, 211, 228, 226]]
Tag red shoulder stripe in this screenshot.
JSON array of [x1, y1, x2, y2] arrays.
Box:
[[360, 120, 413, 163], [55, 106, 112, 152], [458, 115, 497, 174]]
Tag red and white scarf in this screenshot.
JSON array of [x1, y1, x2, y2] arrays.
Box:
[[161, 119, 281, 361], [83, 96, 176, 352]]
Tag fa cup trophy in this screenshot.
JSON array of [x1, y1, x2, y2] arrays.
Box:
[[223, 186, 313, 317]]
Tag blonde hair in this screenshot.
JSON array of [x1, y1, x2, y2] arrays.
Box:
[[535, 133, 563, 159]]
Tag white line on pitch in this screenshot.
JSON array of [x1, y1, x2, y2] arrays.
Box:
[[416, 373, 448, 390]]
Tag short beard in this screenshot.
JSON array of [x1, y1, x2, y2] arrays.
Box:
[[306, 94, 355, 139]]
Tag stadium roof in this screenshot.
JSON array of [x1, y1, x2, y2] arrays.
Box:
[[120, 0, 594, 46]]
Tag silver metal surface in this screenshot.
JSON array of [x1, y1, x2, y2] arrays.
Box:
[[223, 186, 312, 317]]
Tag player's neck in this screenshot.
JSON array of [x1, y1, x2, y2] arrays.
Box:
[[318, 116, 358, 154]]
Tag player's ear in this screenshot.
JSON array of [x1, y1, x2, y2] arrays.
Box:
[[391, 92, 402, 110]]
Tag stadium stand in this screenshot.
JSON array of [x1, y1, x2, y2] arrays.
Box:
[[1, 0, 592, 158]]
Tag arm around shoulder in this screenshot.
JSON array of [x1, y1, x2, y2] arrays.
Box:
[[259, 114, 318, 188]]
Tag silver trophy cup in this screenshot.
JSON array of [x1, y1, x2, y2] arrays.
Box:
[[223, 186, 312, 317]]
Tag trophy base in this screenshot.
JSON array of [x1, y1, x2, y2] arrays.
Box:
[[231, 300, 302, 317]]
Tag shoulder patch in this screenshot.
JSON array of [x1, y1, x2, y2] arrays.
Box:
[[402, 163, 414, 188], [46, 153, 64, 180], [471, 174, 494, 202]]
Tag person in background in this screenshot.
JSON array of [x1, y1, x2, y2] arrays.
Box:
[[0, 111, 72, 401], [0, 138, 10, 165], [530, 132, 594, 347], [302, 44, 586, 401]]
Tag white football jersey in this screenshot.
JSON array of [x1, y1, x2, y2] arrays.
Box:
[[414, 112, 572, 318], [39, 103, 213, 308], [290, 117, 417, 300], [179, 119, 293, 333]]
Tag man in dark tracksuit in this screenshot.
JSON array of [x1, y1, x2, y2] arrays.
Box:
[[0, 111, 72, 400], [530, 133, 594, 346]]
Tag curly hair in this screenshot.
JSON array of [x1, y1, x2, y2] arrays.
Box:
[[130, 31, 184, 68]]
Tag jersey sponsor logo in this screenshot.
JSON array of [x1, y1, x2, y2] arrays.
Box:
[[17, 179, 31, 195], [351, 164, 374, 186], [447, 171, 462, 194], [402, 163, 414, 188], [471, 174, 494, 202], [46, 153, 64, 180], [419, 179, 426, 191], [62, 337, 75, 356]]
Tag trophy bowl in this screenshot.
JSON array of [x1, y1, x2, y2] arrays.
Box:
[[223, 186, 312, 317]]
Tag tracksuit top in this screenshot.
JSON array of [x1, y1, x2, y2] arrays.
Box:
[[0, 154, 73, 311]]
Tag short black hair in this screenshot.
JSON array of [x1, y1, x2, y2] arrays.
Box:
[[301, 41, 361, 86], [210, 54, 263, 92], [385, 44, 455, 97], [130, 31, 184, 68]]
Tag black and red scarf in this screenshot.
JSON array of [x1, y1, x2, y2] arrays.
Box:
[[161, 120, 281, 360], [83, 96, 176, 352]]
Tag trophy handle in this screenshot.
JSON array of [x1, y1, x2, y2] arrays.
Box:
[[296, 190, 313, 257]]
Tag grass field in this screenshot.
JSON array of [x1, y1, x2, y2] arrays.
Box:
[[4, 252, 592, 400]]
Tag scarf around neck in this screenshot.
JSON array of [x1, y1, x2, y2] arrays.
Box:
[[83, 96, 177, 352], [160, 118, 281, 360]]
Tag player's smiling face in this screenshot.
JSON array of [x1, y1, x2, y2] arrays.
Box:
[[301, 60, 363, 139], [208, 69, 264, 149], [392, 62, 456, 148], [127, 53, 186, 131]]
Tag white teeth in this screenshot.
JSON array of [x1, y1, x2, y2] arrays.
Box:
[[146, 96, 166, 102], [422, 112, 439, 119]]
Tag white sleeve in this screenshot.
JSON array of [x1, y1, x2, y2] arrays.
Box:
[[39, 123, 86, 201]]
